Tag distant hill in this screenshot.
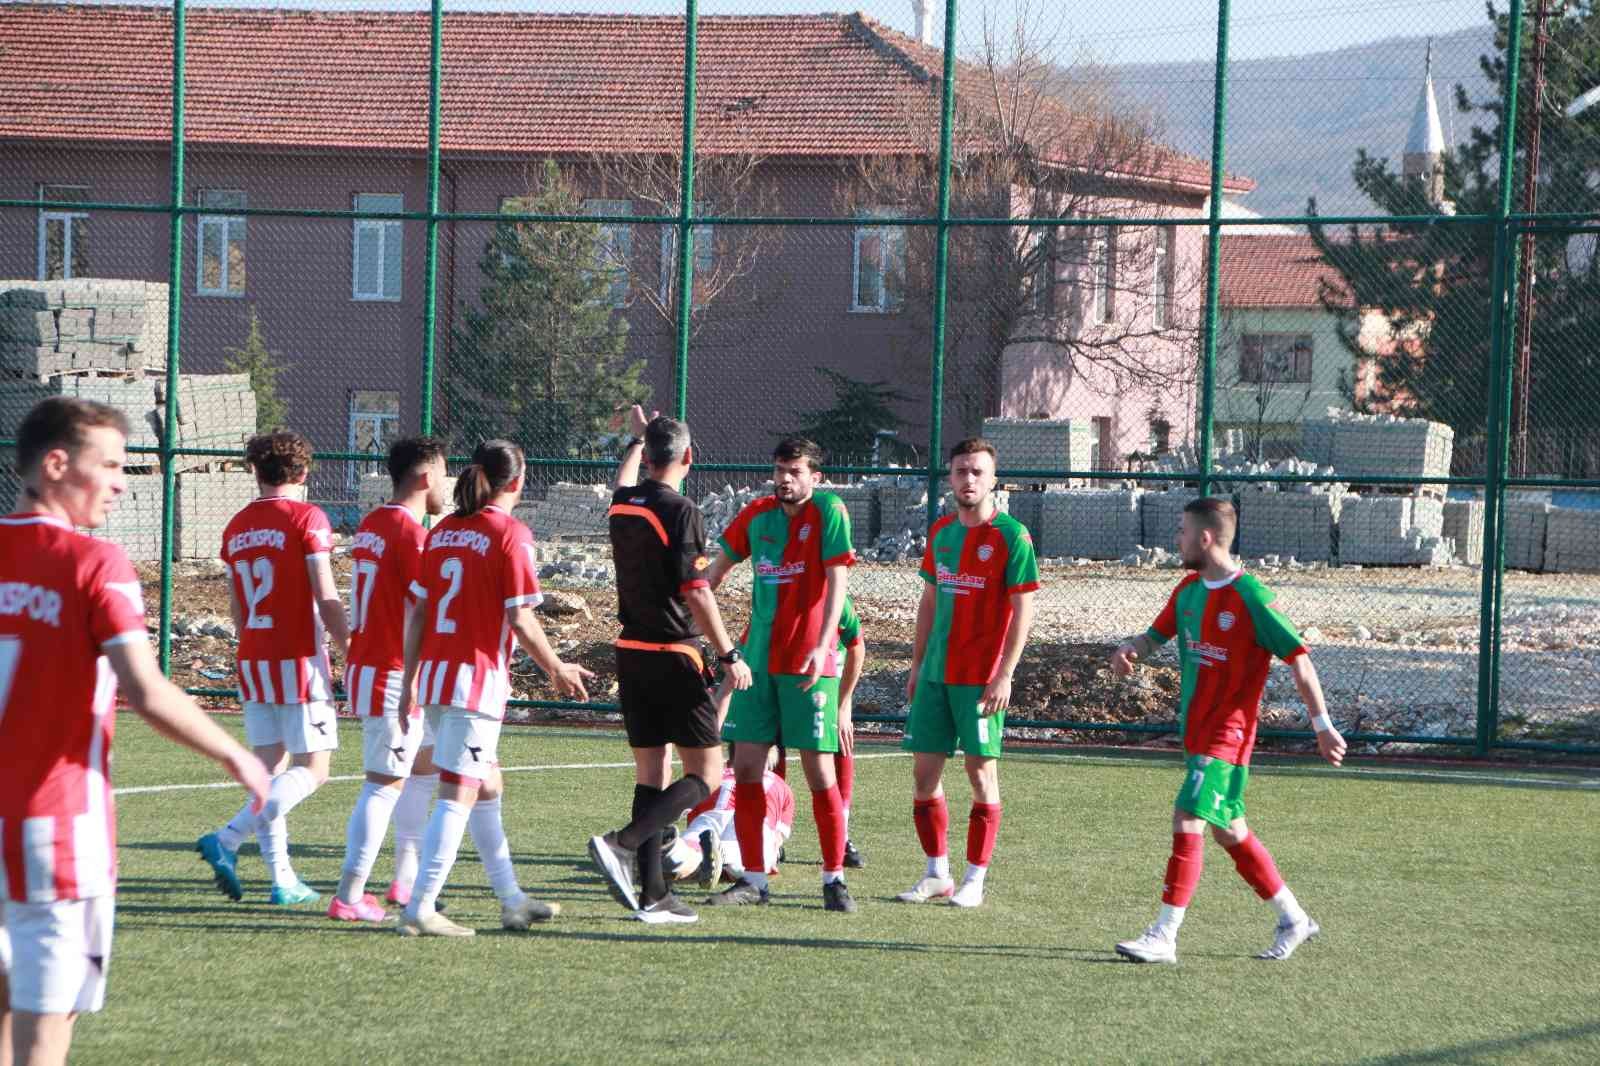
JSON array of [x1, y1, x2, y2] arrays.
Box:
[[1107, 23, 1499, 218]]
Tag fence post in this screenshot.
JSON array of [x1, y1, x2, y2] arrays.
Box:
[[671, 0, 701, 422], [1195, 0, 1231, 498], [157, 0, 188, 675], [1474, 0, 1528, 756], [924, 0, 959, 528], [419, 0, 444, 437]]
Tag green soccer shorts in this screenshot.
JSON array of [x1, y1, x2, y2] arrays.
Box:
[[723, 672, 841, 753], [1175, 753, 1249, 829], [902, 679, 1004, 758]]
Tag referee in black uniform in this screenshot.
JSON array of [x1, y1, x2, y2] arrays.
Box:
[[587, 405, 753, 924]]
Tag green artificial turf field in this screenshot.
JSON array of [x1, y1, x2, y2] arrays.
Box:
[[67, 717, 1600, 1065]]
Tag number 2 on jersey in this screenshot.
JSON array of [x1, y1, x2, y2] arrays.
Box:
[[233, 558, 275, 629], [436, 557, 463, 634], [350, 560, 379, 633]]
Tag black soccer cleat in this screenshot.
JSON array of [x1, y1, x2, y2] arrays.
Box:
[[842, 838, 865, 868], [704, 878, 769, 907], [822, 880, 858, 913]]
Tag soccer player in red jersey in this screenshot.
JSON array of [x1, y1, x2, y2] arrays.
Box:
[[328, 437, 449, 923], [197, 432, 351, 906], [663, 748, 797, 887], [1111, 497, 1347, 964], [396, 440, 592, 937], [0, 398, 269, 1066], [898, 439, 1038, 909]]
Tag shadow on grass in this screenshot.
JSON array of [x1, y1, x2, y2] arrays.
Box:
[[1347, 1019, 1600, 1064]]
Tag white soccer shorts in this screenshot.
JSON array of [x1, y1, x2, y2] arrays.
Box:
[[242, 701, 339, 755], [429, 706, 501, 779], [0, 895, 114, 1015], [360, 713, 436, 777], [685, 811, 791, 876]]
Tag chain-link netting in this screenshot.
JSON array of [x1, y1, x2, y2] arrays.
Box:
[[1, 0, 1596, 754]]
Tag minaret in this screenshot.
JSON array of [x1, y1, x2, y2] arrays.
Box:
[[1403, 39, 1447, 207]]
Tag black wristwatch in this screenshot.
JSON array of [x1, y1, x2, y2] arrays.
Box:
[[625, 436, 644, 450], [717, 648, 743, 665]]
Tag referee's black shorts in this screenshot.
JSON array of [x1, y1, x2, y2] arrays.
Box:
[[615, 642, 720, 750]]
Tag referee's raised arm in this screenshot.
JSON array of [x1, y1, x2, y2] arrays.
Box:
[[613, 404, 657, 491]]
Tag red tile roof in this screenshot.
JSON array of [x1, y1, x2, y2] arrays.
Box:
[[1219, 234, 1351, 309], [0, 4, 1249, 191]]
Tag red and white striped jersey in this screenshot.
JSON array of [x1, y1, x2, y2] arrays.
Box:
[[0, 514, 147, 903], [686, 767, 795, 832], [408, 505, 542, 720], [220, 496, 335, 705], [346, 504, 426, 718]]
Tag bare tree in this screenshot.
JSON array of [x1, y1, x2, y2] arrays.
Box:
[[1215, 323, 1318, 462], [838, 0, 1205, 432]]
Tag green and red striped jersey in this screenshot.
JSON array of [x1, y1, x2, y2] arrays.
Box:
[[1147, 570, 1307, 765], [720, 490, 856, 675], [917, 511, 1040, 686]]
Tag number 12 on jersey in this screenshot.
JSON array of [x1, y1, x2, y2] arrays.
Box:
[[234, 559, 276, 629]]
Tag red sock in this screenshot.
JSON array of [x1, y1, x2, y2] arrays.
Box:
[[835, 751, 854, 811], [733, 781, 768, 877], [966, 802, 1002, 867], [812, 785, 847, 872], [1224, 833, 1285, 900], [912, 796, 948, 858], [1162, 832, 1205, 906]]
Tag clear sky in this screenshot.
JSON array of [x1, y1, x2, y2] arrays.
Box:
[[80, 0, 1498, 66]]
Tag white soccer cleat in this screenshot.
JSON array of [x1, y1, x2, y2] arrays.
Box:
[[397, 911, 475, 938], [1115, 926, 1178, 964], [949, 878, 985, 909], [588, 832, 640, 912], [1256, 916, 1320, 960], [896, 876, 955, 903]]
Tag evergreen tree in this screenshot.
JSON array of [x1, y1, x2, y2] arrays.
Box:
[[223, 306, 290, 431], [792, 369, 912, 467]]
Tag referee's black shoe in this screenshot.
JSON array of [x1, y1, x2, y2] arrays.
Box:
[[842, 838, 865, 868], [823, 880, 857, 913], [705, 877, 769, 906]]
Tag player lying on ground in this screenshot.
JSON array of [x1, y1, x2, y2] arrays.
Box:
[[1111, 496, 1347, 965], [703, 438, 859, 912], [772, 595, 867, 865], [197, 431, 350, 906], [0, 397, 270, 1066], [588, 407, 753, 925], [662, 744, 796, 888], [397, 439, 593, 938], [328, 436, 451, 923], [899, 438, 1038, 909]]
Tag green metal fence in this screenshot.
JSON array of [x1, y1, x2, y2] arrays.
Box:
[[2, 0, 1597, 757]]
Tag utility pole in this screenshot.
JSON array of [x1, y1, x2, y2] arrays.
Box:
[[1511, 0, 1554, 477]]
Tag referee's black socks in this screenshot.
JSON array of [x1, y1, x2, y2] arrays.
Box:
[[617, 776, 712, 852]]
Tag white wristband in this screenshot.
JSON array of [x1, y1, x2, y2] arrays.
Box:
[[1311, 714, 1333, 734]]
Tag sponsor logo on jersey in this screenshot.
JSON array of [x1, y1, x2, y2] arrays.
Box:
[[756, 560, 807, 583], [227, 528, 287, 555], [1217, 610, 1236, 632], [812, 690, 828, 709], [629, 496, 647, 505], [977, 543, 994, 562], [352, 530, 388, 557], [693, 555, 710, 571], [934, 563, 987, 594], [430, 528, 492, 556], [798, 523, 813, 543], [0, 581, 63, 627], [1190, 640, 1229, 667]]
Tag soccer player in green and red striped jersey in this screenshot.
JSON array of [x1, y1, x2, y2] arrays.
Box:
[[703, 437, 858, 912], [1111, 496, 1347, 964], [897, 438, 1038, 909]]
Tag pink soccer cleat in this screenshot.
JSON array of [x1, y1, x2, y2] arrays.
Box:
[[328, 894, 389, 924]]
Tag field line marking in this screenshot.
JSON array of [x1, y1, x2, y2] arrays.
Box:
[[1017, 751, 1600, 790], [112, 751, 913, 797]]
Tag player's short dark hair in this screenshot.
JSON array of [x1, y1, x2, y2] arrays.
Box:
[[387, 435, 447, 489], [245, 431, 313, 486], [1183, 496, 1237, 544], [454, 438, 524, 517], [949, 437, 997, 463], [15, 397, 131, 475], [773, 437, 824, 472], [644, 416, 692, 469]]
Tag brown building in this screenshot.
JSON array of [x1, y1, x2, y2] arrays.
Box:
[[1, 3, 1249, 492]]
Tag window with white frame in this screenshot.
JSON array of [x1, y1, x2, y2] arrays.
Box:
[[36, 184, 89, 281], [352, 193, 403, 301], [660, 203, 713, 309], [347, 389, 400, 492], [1091, 226, 1116, 323], [197, 189, 246, 297], [583, 198, 633, 308], [1240, 333, 1314, 384], [1152, 225, 1174, 328], [1020, 225, 1053, 314], [852, 208, 907, 312]]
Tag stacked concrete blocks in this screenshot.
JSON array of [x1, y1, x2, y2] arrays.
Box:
[[175, 470, 257, 560], [981, 417, 1094, 486], [1441, 499, 1485, 566], [1236, 488, 1344, 564], [86, 473, 164, 562], [1543, 508, 1600, 573], [1308, 411, 1454, 488], [820, 482, 880, 545], [0, 280, 168, 378], [157, 373, 258, 466], [1007, 490, 1045, 546], [1040, 489, 1143, 560], [527, 482, 610, 539], [1501, 499, 1551, 572], [1337, 494, 1448, 565], [876, 481, 930, 537], [0, 376, 160, 451]]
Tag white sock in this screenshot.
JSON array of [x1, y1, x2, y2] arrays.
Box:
[[842, 806, 852, 832], [1269, 886, 1307, 926], [256, 815, 294, 887], [405, 798, 470, 922], [963, 864, 987, 888], [467, 798, 524, 907], [822, 869, 844, 885], [338, 782, 401, 905], [743, 870, 769, 891], [392, 773, 437, 887], [927, 855, 951, 880], [1155, 903, 1186, 939], [217, 802, 256, 852]]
